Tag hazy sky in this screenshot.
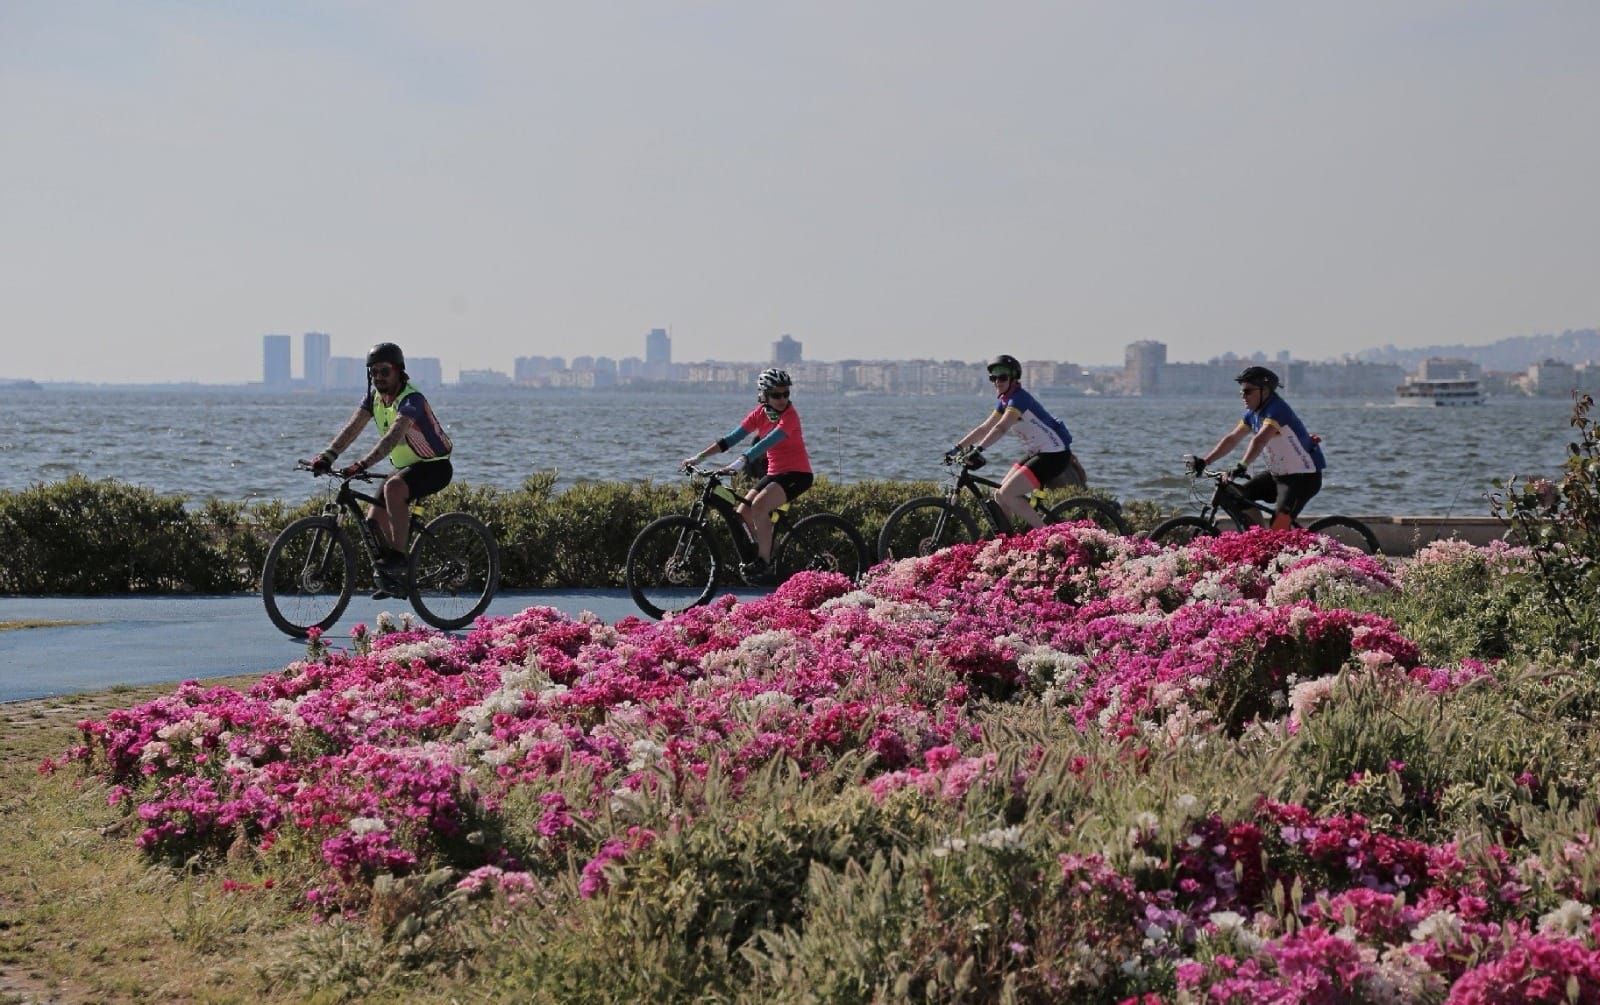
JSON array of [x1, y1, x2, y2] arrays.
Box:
[[4, 1, 1598, 384]]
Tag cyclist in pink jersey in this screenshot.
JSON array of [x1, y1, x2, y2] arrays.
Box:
[[683, 368, 813, 584]]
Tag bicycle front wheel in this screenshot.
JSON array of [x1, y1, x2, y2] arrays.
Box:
[[626, 514, 719, 619], [1043, 496, 1131, 535], [877, 497, 980, 563], [1306, 515, 1380, 555], [262, 516, 355, 638], [1147, 515, 1218, 548], [774, 513, 871, 585], [408, 512, 501, 631]]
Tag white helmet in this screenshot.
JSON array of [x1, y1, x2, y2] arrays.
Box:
[[757, 368, 792, 393]]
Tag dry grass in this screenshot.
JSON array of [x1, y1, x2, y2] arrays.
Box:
[[0, 677, 323, 1005]]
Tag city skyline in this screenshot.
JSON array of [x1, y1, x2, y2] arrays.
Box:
[[5, 4, 1598, 384], [237, 329, 1593, 400]]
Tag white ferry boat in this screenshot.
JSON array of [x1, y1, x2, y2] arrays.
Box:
[[1394, 377, 1484, 406]]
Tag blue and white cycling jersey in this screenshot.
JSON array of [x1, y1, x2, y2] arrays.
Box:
[[1242, 397, 1325, 475], [995, 386, 1072, 455]]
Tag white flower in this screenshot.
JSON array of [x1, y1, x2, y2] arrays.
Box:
[[1410, 910, 1462, 943], [974, 826, 1024, 851], [348, 816, 388, 835], [1538, 899, 1593, 936]]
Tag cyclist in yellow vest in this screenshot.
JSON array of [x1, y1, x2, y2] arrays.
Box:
[[306, 342, 453, 597]]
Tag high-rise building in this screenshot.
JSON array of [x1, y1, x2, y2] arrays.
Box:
[[304, 332, 331, 389], [409, 357, 443, 389], [645, 328, 671, 366], [772, 334, 803, 365], [263, 334, 291, 387], [1123, 340, 1166, 395]]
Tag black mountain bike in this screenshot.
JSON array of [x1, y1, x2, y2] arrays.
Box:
[[625, 464, 870, 620], [1147, 468, 1380, 553], [262, 463, 501, 637], [876, 448, 1130, 562]]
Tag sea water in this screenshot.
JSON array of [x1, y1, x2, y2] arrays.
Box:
[[1, 387, 1581, 516]]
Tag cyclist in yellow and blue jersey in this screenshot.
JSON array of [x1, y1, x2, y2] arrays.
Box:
[[306, 342, 452, 596]]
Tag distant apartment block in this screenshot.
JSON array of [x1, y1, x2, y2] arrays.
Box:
[[1417, 357, 1480, 380], [263, 334, 291, 386], [459, 368, 513, 386], [645, 328, 671, 365], [772, 334, 803, 366], [1526, 359, 1579, 397], [409, 357, 443, 389], [304, 332, 331, 389], [328, 357, 366, 390]]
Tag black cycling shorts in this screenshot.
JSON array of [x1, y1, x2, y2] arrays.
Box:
[[391, 458, 454, 503], [1241, 470, 1321, 518], [1016, 450, 1071, 488], [754, 471, 813, 503]]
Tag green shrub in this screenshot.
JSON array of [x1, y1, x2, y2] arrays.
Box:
[[0, 473, 1148, 594], [1491, 392, 1600, 661]]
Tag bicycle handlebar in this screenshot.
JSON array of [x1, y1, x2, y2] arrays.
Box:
[[295, 460, 383, 483]]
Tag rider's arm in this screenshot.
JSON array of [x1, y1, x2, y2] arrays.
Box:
[[1236, 421, 1282, 468], [741, 426, 787, 462], [955, 412, 1004, 451], [321, 407, 371, 461], [688, 424, 751, 463], [351, 415, 414, 471], [968, 409, 1019, 451], [1197, 422, 1252, 467]]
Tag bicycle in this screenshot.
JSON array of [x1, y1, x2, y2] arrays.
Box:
[[624, 463, 871, 620], [261, 462, 501, 637], [876, 447, 1131, 562], [1147, 467, 1380, 553]]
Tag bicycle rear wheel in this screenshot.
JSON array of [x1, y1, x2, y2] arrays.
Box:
[[408, 512, 501, 630], [1306, 515, 1380, 555], [774, 513, 870, 585], [877, 497, 980, 563], [262, 516, 355, 637], [1147, 515, 1218, 548], [1043, 496, 1131, 535], [626, 514, 719, 619]]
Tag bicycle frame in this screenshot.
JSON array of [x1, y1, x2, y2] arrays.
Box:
[[940, 456, 1054, 536], [314, 471, 417, 566], [1190, 471, 1283, 531], [679, 463, 788, 563]]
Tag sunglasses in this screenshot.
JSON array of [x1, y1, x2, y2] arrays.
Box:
[[368, 365, 395, 377], [1239, 385, 1260, 396], [988, 373, 1013, 383], [765, 390, 790, 400]]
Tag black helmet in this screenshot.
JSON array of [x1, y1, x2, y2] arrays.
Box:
[[366, 342, 405, 371], [1234, 365, 1280, 392], [757, 367, 792, 393], [986, 354, 1022, 379]]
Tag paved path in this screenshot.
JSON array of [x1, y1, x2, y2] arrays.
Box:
[[0, 590, 751, 703]]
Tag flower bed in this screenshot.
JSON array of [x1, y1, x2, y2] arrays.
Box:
[[60, 525, 1600, 1001]]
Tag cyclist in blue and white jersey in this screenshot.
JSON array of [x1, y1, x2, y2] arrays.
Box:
[[949, 354, 1079, 531], [1187, 365, 1324, 530]]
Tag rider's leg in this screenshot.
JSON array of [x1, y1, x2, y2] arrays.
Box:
[[380, 474, 413, 559], [1272, 472, 1322, 531], [996, 464, 1045, 529], [738, 482, 789, 562]]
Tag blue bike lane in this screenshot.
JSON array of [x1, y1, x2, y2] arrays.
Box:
[[0, 590, 739, 704]]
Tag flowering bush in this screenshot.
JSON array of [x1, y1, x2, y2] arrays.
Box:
[[60, 525, 1600, 1000]]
